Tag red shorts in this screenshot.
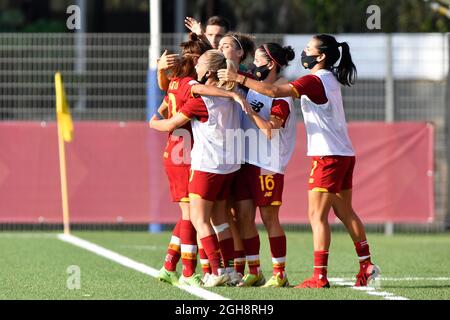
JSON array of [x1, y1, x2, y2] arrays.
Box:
[[308, 156, 355, 194], [164, 165, 190, 202], [189, 170, 235, 202], [233, 163, 284, 207]]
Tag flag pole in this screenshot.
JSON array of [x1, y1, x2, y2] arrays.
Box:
[[55, 72, 71, 235], [57, 118, 71, 235]]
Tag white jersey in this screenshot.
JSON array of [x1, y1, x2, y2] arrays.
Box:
[[300, 69, 355, 156], [241, 89, 297, 174], [190, 95, 242, 174]]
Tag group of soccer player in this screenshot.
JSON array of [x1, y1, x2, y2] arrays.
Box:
[[149, 15, 380, 288]]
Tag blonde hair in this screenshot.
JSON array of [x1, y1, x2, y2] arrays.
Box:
[[201, 49, 236, 91]]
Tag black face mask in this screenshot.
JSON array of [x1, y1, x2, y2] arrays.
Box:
[[250, 63, 271, 81], [301, 50, 320, 69]]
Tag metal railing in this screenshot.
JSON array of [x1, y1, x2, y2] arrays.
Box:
[[0, 32, 447, 227]]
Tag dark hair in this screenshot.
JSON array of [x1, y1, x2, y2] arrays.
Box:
[[313, 34, 357, 86], [224, 32, 255, 62], [206, 16, 230, 32], [258, 43, 295, 73], [172, 33, 212, 78]]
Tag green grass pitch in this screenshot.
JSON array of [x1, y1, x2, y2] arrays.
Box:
[[1, 230, 449, 300]]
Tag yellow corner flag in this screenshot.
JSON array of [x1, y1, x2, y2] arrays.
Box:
[[55, 72, 73, 142], [54, 72, 72, 235]]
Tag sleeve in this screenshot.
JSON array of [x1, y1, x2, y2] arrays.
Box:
[[270, 99, 290, 125], [179, 97, 209, 122], [289, 74, 328, 104]]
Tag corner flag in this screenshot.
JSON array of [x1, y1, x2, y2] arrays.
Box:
[[54, 72, 72, 235]]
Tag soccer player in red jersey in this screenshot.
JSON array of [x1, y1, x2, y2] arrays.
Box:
[[153, 33, 212, 287], [150, 50, 248, 287], [218, 34, 381, 288]]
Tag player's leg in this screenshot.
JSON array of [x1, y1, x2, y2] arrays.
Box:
[[295, 190, 335, 289], [228, 203, 246, 278], [197, 232, 211, 282], [158, 166, 189, 285], [256, 171, 288, 287], [333, 188, 381, 286], [234, 199, 264, 287], [210, 199, 239, 284], [159, 218, 182, 285], [189, 170, 231, 287], [178, 201, 203, 286], [260, 205, 289, 287]]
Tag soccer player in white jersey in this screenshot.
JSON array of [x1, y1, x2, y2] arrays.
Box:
[[234, 43, 296, 288], [218, 34, 380, 289], [150, 50, 247, 287]]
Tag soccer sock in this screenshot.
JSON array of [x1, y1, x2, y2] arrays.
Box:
[[354, 239, 371, 266], [313, 250, 329, 280], [198, 247, 211, 275], [163, 219, 182, 272], [269, 235, 286, 278], [180, 220, 197, 277], [218, 237, 235, 269], [243, 235, 261, 275], [234, 250, 246, 275], [200, 234, 222, 276]]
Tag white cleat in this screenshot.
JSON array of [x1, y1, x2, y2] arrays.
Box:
[[203, 273, 231, 287]]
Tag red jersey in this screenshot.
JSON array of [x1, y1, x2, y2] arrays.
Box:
[[163, 76, 197, 167]]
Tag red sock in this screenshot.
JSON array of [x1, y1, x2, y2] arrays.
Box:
[[218, 237, 235, 268], [200, 234, 222, 275], [234, 250, 246, 274], [313, 251, 329, 280], [163, 219, 181, 272], [269, 235, 286, 278], [243, 235, 260, 275], [198, 247, 211, 275], [354, 239, 371, 266], [180, 220, 197, 277]]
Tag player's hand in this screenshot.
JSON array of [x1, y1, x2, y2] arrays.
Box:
[[184, 17, 203, 35], [232, 93, 252, 114], [158, 50, 179, 71], [218, 68, 238, 82]]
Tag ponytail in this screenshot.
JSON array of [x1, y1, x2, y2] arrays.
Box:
[[336, 42, 357, 86], [313, 34, 357, 86]]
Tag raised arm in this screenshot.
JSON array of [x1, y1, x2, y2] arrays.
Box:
[[157, 50, 179, 91], [184, 17, 212, 48], [217, 69, 296, 98]]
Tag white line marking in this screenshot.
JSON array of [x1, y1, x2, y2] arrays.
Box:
[[330, 278, 409, 300], [329, 277, 450, 282], [57, 233, 228, 300]]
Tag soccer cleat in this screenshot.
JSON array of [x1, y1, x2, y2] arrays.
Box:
[[295, 276, 330, 288], [226, 270, 243, 286], [202, 273, 211, 284], [355, 263, 381, 287], [237, 272, 266, 287], [262, 272, 290, 288], [158, 267, 180, 286], [178, 273, 204, 287], [203, 273, 230, 287]]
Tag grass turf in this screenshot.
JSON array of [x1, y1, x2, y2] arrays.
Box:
[[1, 231, 449, 300]]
